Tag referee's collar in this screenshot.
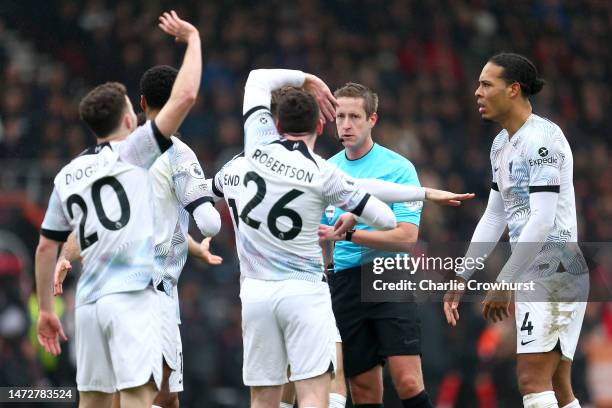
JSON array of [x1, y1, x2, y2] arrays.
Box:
[[344, 142, 376, 162]]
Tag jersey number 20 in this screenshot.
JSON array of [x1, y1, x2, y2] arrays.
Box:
[[228, 171, 303, 241], [66, 176, 131, 249]]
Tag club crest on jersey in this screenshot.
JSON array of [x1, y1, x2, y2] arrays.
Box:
[[188, 163, 205, 179]]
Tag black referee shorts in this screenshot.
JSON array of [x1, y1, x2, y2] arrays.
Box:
[[328, 264, 421, 378]]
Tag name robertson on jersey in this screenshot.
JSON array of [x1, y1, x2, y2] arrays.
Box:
[[252, 149, 314, 183]]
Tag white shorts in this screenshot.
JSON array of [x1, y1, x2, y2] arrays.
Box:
[[515, 271, 588, 361], [158, 290, 183, 393], [75, 287, 162, 392], [240, 277, 337, 386]]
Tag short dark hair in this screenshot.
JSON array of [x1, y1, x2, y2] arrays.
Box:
[[270, 86, 295, 120], [139, 65, 178, 109], [79, 82, 128, 138], [277, 88, 319, 134], [334, 82, 378, 117], [489, 53, 545, 97]]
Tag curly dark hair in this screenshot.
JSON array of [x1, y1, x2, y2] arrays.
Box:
[[79, 82, 128, 138], [139, 65, 178, 109]]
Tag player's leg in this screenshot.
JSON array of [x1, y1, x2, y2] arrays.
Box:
[[294, 371, 332, 407], [75, 302, 116, 407], [280, 373, 296, 408], [330, 341, 347, 408], [281, 279, 336, 407], [153, 362, 179, 408], [552, 359, 579, 407], [517, 351, 561, 407], [251, 385, 283, 408], [328, 267, 382, 406], [241, 278, 290, 406], [551, 301, 587, 408], [154, 292, 182, 408], [111, 392, 120, 408], [119, 383, 158, 408], [102, 289, 163, 407], [348, 365, 384, 405], [375, 301, 432, 407]]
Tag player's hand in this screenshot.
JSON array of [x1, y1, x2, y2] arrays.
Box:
[[425, 188, 475, 206], [443, 276, 466, 326], [37, 310, 68, 356], [318, 225, 345, 242], [333, 213, 358, 236], [53, 258, 72, 296], [482, 289, 512, 323], [159, 10, 199, 43], [303, 73, 338, 124], [199, 237, 223, 265]]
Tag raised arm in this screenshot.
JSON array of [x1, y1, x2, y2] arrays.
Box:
[[154, 11, 202, 137]]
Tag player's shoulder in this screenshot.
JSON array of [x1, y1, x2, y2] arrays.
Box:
[[523, 114, 567, 152], [374, 144, 417, 172], [491, 130, 508, 153], [53, 143, 117, 190]]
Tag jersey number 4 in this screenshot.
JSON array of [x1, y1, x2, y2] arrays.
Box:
[[66, 176, 131, 250], [227, 171, 304, 241]]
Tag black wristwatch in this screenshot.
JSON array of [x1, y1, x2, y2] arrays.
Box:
[[345, 229, 355, 242]]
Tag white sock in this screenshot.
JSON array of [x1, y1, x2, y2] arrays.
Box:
[[561, 399, 580, 408], [280, 403, 293, 408], [523, 391, 559, 408], [329, 392, 346, 408], [152, 406, 163, 408]]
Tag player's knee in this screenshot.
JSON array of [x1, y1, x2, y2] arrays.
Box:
[[350, 378, 382, 402], [392, 372, 424, 398], [518, 370, 550, 396]]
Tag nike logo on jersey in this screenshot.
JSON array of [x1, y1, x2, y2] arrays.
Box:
[[521, 339, 536, 346]]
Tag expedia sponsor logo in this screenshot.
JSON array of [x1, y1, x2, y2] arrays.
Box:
[[529, 156, 558, 166], [538, 147, 548, 157]]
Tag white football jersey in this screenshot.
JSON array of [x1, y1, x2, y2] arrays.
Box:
[[41, 121, 170, 306], [233, 106, 371, 282], [149, 136, 212, 295], [490, 113, 583, 275]]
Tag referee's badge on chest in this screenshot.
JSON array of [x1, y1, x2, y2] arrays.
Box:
[[324, 205, 336, 223]]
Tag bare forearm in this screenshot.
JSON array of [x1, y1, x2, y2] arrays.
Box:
[[156, 34, 201, 136], [36, 244, 58, 312], [187, 234, 203, 259], [320, 240, 334, 267], [60, 232, 80, 261]]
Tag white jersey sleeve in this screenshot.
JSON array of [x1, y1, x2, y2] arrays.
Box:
[[319, 161, 370, 213], [40, 188, 72, 241], [525, 127, 564, 190], [167, 137, 215, 214], [114, 120, 172, 169], [243, 69, 305, 152]]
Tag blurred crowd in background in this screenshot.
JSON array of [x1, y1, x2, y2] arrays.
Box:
[[1, 1, 611, 406]]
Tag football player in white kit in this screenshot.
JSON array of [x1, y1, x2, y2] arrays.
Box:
[[54, 64, 221, 408], [35, 11, 202, 408], [444, 53, 588, 408], [207, 84, 474, 408]]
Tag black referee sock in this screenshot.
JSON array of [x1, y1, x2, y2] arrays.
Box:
[[401, 391, 433, 408], [354, 405, 384, 408]]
